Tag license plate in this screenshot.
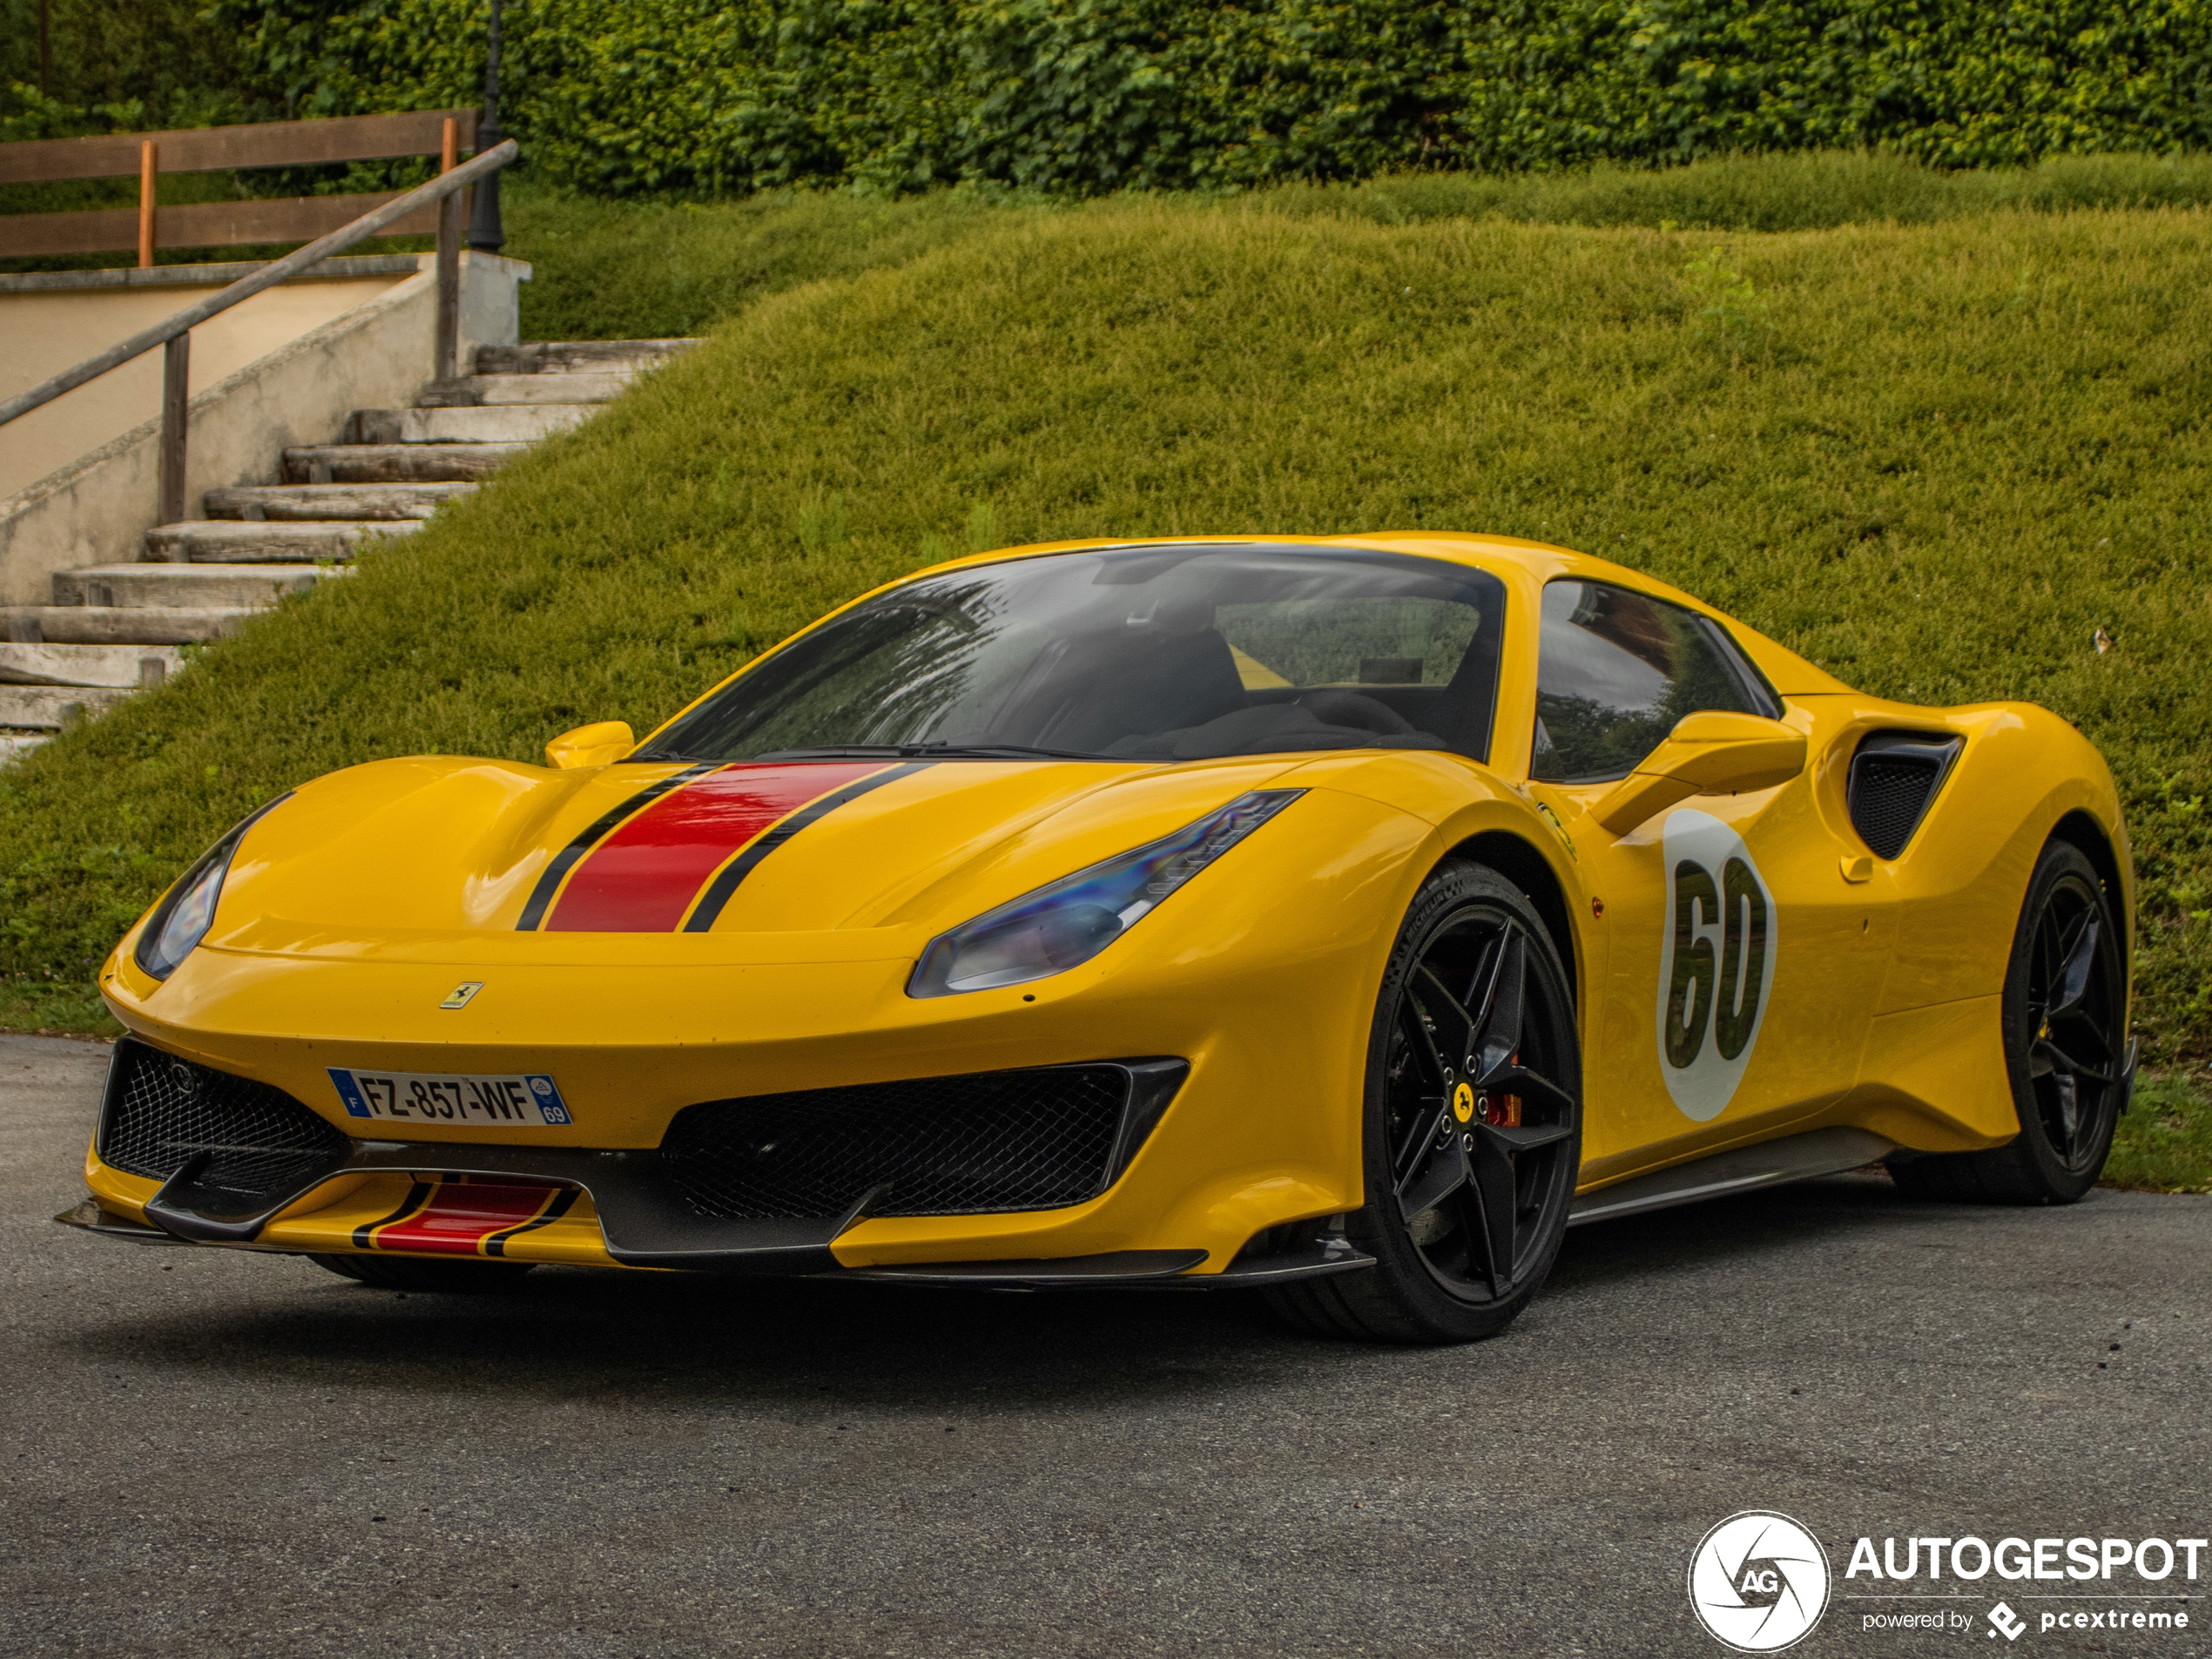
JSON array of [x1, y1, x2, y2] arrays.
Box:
[[327, 1068, 573, 1128]]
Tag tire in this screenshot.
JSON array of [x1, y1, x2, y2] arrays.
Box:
[[1265, 860, 1583, 1344], [1887, 840, 2128, 1205], [310, 1252, 537, 1292]]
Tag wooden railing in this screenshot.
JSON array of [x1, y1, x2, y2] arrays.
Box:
[[0, 109, 482, 262], [0, 140, 519, 523]]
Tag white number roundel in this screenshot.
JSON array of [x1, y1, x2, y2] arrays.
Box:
[[1654, 809, 1778, 1122]]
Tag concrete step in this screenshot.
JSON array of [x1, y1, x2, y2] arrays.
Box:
[[54, 563, 337, 609], [204, 482, 473, 521], [281, 443, 526, 484], [344, 406, 595, 445], [145, 520, 421, 563], [0, 732, 49, 765], [0, 642, 183, 689], [3, 606, 247, 644], [417, 373, 630, 408], [476, 340, 698, 374], [0, 685, 132, 729]]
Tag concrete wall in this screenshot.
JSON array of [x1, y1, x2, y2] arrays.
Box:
[[0, 252, 529, 609], [2, 261, 415, 500]]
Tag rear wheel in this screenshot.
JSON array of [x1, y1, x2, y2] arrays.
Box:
[[310, 1252, 537, 1292], [1267, 862, 1582, 1344], [1887, 840, 2128, 1204]]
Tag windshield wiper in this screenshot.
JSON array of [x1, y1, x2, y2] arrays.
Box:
[[750, 743, 1109, 762]]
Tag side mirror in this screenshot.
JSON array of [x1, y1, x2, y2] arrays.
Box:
[[544, 720, 635, 770], [1590, 711, 1806, 835]]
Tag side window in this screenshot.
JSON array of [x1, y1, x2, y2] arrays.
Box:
[[1531, 581, 1774, 783]]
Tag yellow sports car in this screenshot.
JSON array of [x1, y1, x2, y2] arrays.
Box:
[[62, 535, 2136, 1343]]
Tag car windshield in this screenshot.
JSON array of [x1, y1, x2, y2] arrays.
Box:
[[635, 543, 1508, 765]]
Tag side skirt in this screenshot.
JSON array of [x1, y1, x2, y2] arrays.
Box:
[[1567, 1126, 1896, 1229]]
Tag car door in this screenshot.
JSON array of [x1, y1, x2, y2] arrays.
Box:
[[1522, 578, 1898, 1185]]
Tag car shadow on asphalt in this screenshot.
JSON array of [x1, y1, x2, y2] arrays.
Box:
[[53, 1259, 1339, 1410], [43, 1170, 2020, 1412]]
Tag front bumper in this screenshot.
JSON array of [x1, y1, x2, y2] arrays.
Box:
[[57, 1196, 1373, 1288], [71, 1036, 1374, 1286]]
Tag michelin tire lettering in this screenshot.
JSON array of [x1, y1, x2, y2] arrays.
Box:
[[1656, 809, 1778, 1122]]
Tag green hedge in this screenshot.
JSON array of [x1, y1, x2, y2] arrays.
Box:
[[212, 0, 2212, 196], [0, 0, 270, 142]]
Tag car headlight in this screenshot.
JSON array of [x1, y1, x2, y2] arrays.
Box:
[[907, 789, 1305, 998], [132, 795, 293, 981]]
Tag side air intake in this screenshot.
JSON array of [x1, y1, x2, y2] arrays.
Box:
[[98, 1036, 350, 1204], [1846, 731, 1962, 860]]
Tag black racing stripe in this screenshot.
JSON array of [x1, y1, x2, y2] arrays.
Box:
[[483, 1186, 581, 1258], [682, 762, 934, 934], [351, 1179, 433, 1250], [516, 764, 719, 931]]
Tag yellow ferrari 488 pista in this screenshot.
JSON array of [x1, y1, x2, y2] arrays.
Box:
[[64, 535, 2135, 1343]]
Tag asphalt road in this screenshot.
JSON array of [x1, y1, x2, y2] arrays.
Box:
[[4, 1031, 2207, 1659]]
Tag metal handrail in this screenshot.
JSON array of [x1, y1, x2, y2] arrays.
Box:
[[1, 137, 517, 529], [0, 139, 516, 429]]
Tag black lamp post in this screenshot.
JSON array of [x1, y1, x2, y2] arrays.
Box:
[[466, 0, 506, 252]]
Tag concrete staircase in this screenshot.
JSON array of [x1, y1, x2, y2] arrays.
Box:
[[1, 339, 698, 764]]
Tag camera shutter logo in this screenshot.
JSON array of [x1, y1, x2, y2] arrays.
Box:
[[1688, 1511, 1831, 1652]]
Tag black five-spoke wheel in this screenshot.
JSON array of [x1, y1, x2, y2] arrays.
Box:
[[1889, 839, 2129, 1204], [2020, 860, 2124, 1170], [1268, 861, 1582, 1343], [1388, 904, 1579, 1301]]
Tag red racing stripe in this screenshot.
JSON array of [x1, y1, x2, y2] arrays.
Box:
[[543, 761, 883, 933], [369, 1177, 570, 1257]]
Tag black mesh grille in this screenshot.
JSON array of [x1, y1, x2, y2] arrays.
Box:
[[660, 1065, 1133, 1221], [1846, 733, 1959, 860], [1850, 756, 1936, 858], [100, 1039, 350, 1202]]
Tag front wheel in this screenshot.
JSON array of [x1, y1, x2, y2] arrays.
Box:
[[1887, 839, 2129, 1204], [1267, 861, 1583, 1344]]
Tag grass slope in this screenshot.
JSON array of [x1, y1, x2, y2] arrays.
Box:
[[500, 151, 2212, 340], [3, 194, 2210, 1190], [504, 187, 1050, 341]]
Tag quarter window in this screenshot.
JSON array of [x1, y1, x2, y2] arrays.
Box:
[[1531, 581, 1775, 783]]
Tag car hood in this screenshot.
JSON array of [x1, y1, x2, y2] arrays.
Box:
[[196, 754, 1315, 966]]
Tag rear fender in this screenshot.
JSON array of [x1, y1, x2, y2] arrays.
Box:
[[1798, 701, 2129, 1014]]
